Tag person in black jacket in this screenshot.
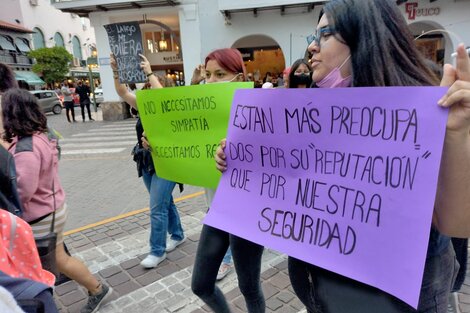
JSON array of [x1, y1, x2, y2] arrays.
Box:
[[75, 81, 94, 122]]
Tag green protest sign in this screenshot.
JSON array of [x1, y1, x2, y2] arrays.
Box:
[[137, 82, 253, 188]]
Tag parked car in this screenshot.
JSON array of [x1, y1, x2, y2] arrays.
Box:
[[30, 90, 63, 114], [90, 87, 104, 106]]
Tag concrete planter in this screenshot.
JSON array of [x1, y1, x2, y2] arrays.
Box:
[[100, 101, 131, 121]]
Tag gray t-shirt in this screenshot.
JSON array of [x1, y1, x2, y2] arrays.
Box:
[[61, 86, 73, 102]]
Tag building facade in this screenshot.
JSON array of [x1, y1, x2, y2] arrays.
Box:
[[0, 0, 98, 86], [52, 0, 470, 101]]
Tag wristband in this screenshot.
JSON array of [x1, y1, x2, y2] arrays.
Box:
[[146, 72, 155, 78]]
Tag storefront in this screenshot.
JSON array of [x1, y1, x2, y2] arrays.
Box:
[[398, 0, 470, 65]]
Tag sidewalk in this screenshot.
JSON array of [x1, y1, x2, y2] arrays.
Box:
[[54, 190, 303, 313], [54, 189, 470, 313]]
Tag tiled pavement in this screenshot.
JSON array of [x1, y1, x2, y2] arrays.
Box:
[[54, 191, 305, 313], [54, 190, 470, 313], [51, 114, 470, 313]]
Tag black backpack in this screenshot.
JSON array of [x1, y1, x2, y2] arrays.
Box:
[[0, 145, 23, 217]]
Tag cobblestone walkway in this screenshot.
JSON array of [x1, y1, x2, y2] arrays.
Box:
[[54, 191, 470, 313]]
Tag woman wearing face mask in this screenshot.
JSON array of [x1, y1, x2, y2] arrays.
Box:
[[287, 1, 470, 312], [215, 0, 470, 312], [190, 48, 265, 313], [288, 59, 313, 88]]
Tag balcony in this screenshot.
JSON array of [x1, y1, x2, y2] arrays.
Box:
[[51, 0, 180, 17], [218, 0, 326, 15], [0, 51, 33, 67]]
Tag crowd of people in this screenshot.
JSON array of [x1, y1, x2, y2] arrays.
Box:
[[1, 0, 470, 312]]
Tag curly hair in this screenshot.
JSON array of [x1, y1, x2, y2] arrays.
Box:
[[0, 62, 18, 93], [1, 88, 48, 143]]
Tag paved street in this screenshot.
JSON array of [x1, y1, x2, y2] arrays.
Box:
[[45, 108, 469, 313]]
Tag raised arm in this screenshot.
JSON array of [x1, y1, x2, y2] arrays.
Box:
[[191, 64, 205, 85], [110, 53, 137, 108], [434, 44, 470, 238]]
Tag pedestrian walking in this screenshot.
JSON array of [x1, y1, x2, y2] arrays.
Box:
[[75, 81, 94, 122], [190, 48, 265, 313], [2, 88, 112, 313], [110, 53, 186, 269]]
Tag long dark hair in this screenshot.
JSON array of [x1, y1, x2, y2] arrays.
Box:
[[288, 59, 313, 88], [1, 88, 48, 142], [323, 0, 439, 87], [0, 62, 18, 93]]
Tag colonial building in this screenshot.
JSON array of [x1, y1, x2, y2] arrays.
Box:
[[0, 0, 98, 86], [51, 0, 470, 100]]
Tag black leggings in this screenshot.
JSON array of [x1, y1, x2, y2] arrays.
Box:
[[64, 101, 75, 122], [80, 99, 92, 121], [191, 224, 265, 313]]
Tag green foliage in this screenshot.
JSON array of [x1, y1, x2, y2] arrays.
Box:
[[28, 47, 73, 84]]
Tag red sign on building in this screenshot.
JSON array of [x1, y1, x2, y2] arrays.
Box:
[[405, 2, 440, 20]]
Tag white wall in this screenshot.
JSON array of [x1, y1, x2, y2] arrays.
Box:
[[89, 14, 119, 101], [197, 0, 319, 66], [4, 0, 97, 58]]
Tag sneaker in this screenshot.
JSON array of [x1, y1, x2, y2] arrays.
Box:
[[140, 253, 166, 268], [81, 284, 112, 313], [216, 263, 232, 281], [166, 237, 186, 252]]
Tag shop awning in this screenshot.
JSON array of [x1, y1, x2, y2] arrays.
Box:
[[14, 71, 45, 85]]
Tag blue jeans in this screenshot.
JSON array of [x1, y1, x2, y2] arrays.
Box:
[[142, 168, 184, 257], [191, 224, 265, 313], [222, 247, 232, 265]]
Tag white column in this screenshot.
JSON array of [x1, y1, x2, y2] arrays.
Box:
[[178, 3, 202, 86], [90, 13, 120, 101]]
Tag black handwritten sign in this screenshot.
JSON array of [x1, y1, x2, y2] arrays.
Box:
[[104, 21, 146, 84], [204, 87, 449, 308]]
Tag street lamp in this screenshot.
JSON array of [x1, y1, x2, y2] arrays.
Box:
[[86, 53, 98, 112]]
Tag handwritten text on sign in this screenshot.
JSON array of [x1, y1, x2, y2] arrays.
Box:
[[104, 22, 146, 84], [204, 87, 448, 308], [137, 82, 253, 188]]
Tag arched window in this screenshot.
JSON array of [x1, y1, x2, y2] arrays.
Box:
[[72, 36, 82, 59], [54, 32, 64, 47], [32, 27, 45, 49]]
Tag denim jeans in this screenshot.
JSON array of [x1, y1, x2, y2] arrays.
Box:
[[142, 168, 184, 257], [288, 231, 459, 313], [191, 224, 265, 313], [222, 247, 232, 265]]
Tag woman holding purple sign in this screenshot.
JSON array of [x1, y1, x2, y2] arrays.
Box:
[[190, 48, 266, 313], [215, 0, 470, 312]]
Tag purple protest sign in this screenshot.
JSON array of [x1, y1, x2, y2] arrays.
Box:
[[204, 87, 448, 308]]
